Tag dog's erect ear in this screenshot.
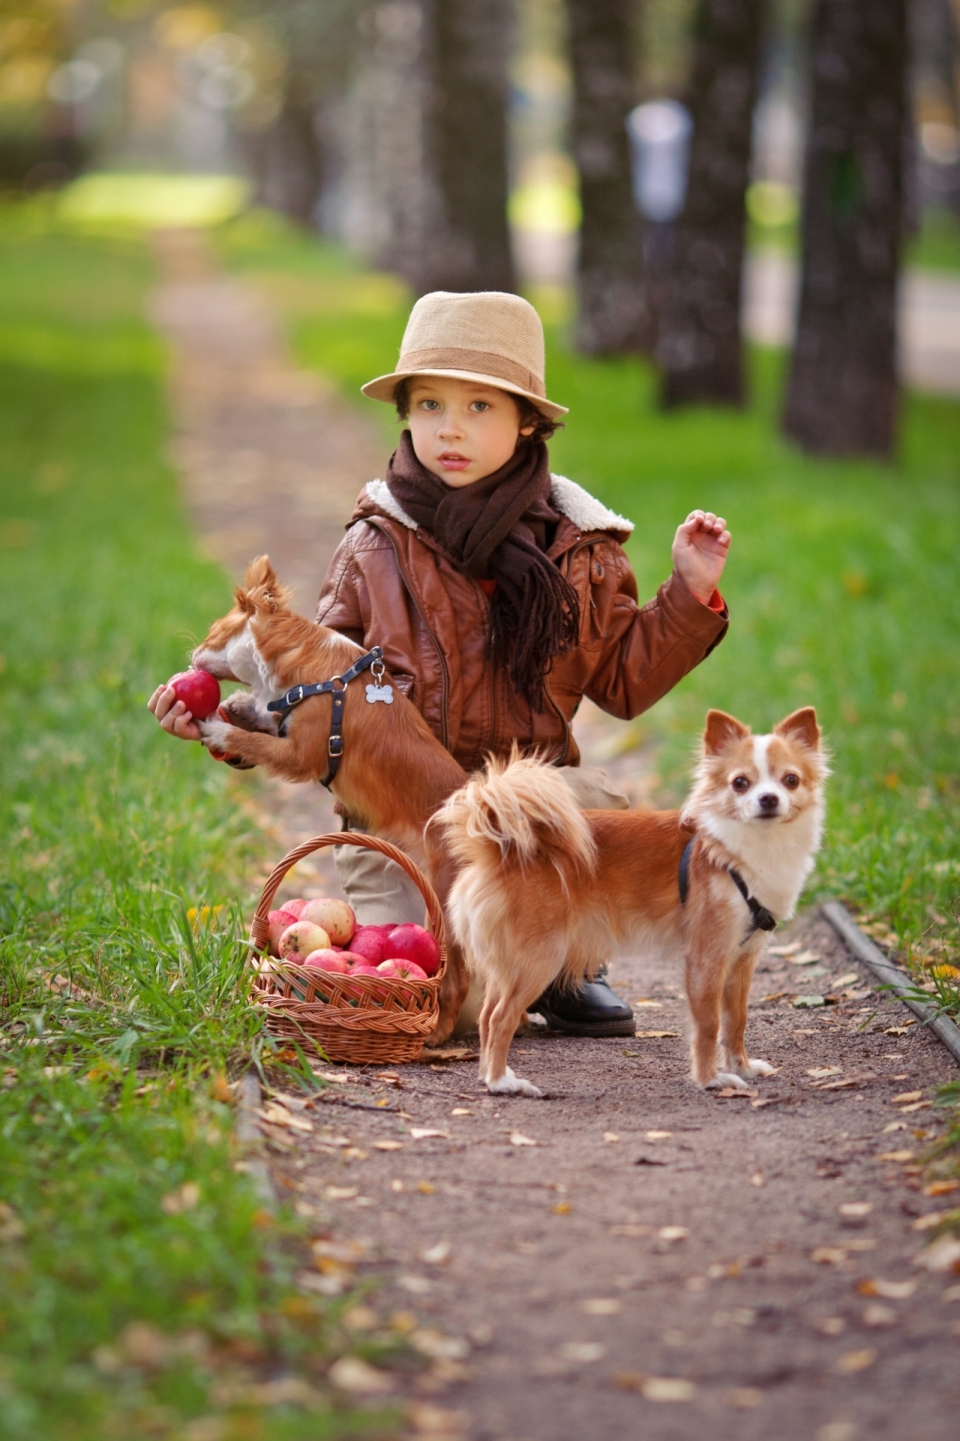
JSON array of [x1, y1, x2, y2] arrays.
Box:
[[244, 555, 279, 592], [703, 710, 751, 755], [774, 706, 820, 750]]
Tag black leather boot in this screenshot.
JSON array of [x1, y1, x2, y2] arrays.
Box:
[[528, 971, 636, 1037]]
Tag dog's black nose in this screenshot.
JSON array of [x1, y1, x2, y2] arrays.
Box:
[[758, 792, 779, 813]]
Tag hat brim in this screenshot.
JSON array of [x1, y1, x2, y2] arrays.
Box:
[[360, 368, 568, 421]]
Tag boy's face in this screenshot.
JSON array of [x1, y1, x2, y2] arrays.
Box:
[[406, 376, 535, 488]]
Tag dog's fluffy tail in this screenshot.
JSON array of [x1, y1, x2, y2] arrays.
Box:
[[431, 751, 597, 888]]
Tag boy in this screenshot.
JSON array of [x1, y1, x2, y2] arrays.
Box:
[[151, 290, 730, 1035]]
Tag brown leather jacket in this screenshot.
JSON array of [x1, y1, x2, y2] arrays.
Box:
[[316, 474, 728, 772]]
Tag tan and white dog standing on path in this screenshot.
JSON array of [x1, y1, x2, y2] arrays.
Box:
[[429, 708, 828, 1096]]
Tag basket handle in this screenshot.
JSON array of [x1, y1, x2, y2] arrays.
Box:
[[249, 833, 446, 955]]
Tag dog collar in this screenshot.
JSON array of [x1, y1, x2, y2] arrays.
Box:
[[678, 837, 777, 941], [266, 645, 387, 788]]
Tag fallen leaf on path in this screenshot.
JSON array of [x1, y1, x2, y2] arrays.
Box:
[[406, 1402, 470, 1437], [912, 1212, 952, 1231], [816, 1078, 860, 1091], [862, 1303, 896, 1327], [582, 1298, 622, 1315], [417, 1180, 436, 1194], [834, 1348, 877, 1374], [751, 1097, 777, 1108], [256, 1103, 313, 1133], [451, 1107, 474, 1116], [410, 1328, 469, 1360], [750, 1172, 764, 1187], [633, 999, 663, 1007], [636, 1030, 681, 1039], [509, 1130, 537, 1146], [641, 1377, 696, 1402], [659, 1226, 689, 1243], [761, 992, 788, 1002], [914, 1235, 960, 1272], [793, 995, 825, 1008], [552, 1202, 572, 1215], [421, 1239, 451, 1265], [342, 1147, 367, 1160], [398, 1274, 432, 1293], [839, 1202, 873, 1218], [884, 1026, 912, 1037], [925, 1180, 959, 1197], [318, 1072, 350, 1085], [327, 1356, 393, 1394], [812, 1248, 847, 1265], [390, 1179, 404, 1192], [808, 1066, 843, 1078], [560, 1341, 605, 1363], [410, 1128, 450, 1140], [768, 943, 801, 956], [425, 1047, 475, 1062], [603, 1131, 619, 1142], [726, 1387, 763, 1409], [716, 1087, 756, 1099], [882, 1121, 908, 1132], [876, 1150, 914, 1162], [833, 973, 859, 989], [324, 1187, 358, 1200], [846, 1239, 877, 1251], [373, 1140, 403, 1150], [857, 1278, 916, 1299], [892, 1090, 923, 1104], [789, 950, 822, 966], [899, 1100, 933, 1113], [646, 1130, 672, 1140]]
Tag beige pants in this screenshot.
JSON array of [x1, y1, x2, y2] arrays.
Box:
[[333, 765, 630, 925]]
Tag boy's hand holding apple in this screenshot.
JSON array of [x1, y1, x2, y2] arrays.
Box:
[[671, 510, 731, 605], [147, 669, 221, 741]]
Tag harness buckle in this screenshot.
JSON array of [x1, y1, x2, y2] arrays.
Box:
[[328, 735, 344, 758], [290, 684, 305, 705]]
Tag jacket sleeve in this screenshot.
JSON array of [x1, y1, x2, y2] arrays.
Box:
[[315, 530, 369, 646], [582, 543, 728, 720]]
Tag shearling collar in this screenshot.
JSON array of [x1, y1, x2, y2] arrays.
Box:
[[362, 474, 634, 538]]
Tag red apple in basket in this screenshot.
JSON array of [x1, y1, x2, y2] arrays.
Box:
[[279, 920, 331, 961], [377, 958, 428, 982], [280, 898, 307, 919], [384, 923, 441, 977], [304, 949, 350, 974], [348, 926, 389, 966], [267, 908, 298, 956], [346, 961, 381, 977], [167, 669, 221, 719], [300, 897, 356, 945]]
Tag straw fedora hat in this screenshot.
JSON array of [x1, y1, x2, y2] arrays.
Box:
[[361, 290, 568, 420]]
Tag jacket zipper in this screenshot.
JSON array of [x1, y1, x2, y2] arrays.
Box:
[[371, 519, 452, 750]]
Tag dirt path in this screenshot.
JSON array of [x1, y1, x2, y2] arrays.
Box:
[[150, 234, 960, 1441]]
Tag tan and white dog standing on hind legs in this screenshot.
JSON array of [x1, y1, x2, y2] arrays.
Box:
[[429, 707, 828, 1097]]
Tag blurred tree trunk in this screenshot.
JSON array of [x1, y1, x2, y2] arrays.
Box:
[[782, 0, 907, 457], [418, 0, 515, 293], [245, 89, 323, 226], [565, 0, 650, 354], [658, 0, 765, 407]]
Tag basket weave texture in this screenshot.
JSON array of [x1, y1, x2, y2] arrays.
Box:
[[250, 833, 446, 1064]]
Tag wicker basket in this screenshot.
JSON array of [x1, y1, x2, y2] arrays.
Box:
[[249, 832, 446, 1064]]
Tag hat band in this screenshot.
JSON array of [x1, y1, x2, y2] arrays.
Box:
[[397, 346, 545, 399]]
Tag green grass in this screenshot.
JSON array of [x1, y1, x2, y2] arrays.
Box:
[[907, 206, 960, 274], [0, 204, 387, 1440], [218, 211, 960, 1006]]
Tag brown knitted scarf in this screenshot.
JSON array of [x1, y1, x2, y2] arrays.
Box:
[[385, 430, 580, 711]]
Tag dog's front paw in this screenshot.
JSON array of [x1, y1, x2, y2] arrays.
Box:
[[703, 1071, 752, 1093], [219, 692, 276, 734], [486, 1066, 543, 1098], [198, 717, 233, 751], [743, 1058, 776, 1079]]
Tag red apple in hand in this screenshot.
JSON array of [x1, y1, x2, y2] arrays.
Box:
[[384, 923, 441, 977], [168, 670, 221, 719]]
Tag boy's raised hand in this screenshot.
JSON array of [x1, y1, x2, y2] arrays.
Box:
[[671, 510, 731, 605], [148, 683, 202, 741]]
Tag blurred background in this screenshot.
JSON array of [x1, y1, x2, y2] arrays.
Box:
[[2, 0, 959, 450]]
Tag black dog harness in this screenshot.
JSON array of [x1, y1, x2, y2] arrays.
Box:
[[678, 836, 777, 942], [266, 645, 391, 789]]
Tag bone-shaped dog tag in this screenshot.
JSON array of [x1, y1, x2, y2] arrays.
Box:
[[365, 683, 394, 704]]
